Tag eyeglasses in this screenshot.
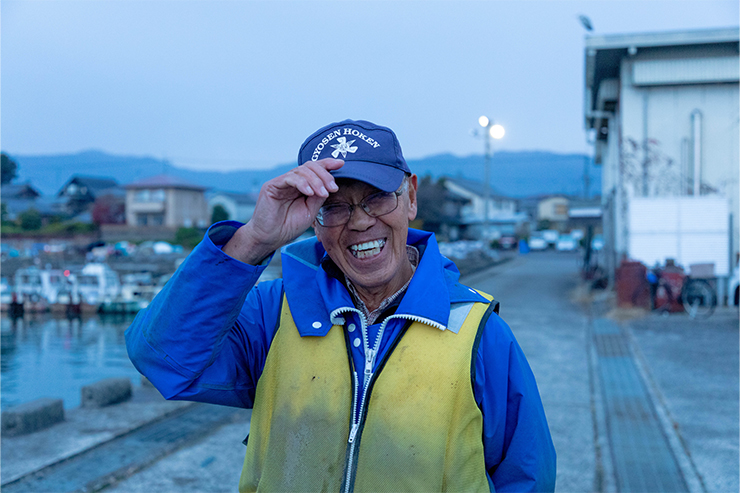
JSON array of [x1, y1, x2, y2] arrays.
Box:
[[316, 181, 408, 228]]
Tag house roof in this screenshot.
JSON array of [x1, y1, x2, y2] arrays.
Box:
[[443, 177, 514, 201], [2, 183, 41, 199], [125, 174, 207, 191], [58, 175, 119, 197]]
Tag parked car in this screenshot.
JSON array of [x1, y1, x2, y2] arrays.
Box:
[[542, 230, 559, 246], [528, 234, 548, 251], [591, 234, 604, 251], [556, 234, 577, 251], [498, 235, 518, 250]]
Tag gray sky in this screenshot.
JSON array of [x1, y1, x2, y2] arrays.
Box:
[[1, 0, 737, 170]]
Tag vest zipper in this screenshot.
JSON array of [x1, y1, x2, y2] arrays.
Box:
[[334, 310, 424, 493], [331, 306, 374, 493]]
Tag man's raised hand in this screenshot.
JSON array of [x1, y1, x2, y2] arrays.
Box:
[[222, 158, 343, 265]]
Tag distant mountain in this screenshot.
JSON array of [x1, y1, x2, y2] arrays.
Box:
[[8, 149, 600, 199]]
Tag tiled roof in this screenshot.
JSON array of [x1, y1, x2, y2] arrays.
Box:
[[125, 174, 207, 191]]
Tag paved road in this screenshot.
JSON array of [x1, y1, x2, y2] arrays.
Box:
[[104, 250, 738, 492], [465, 251, 596, 492]]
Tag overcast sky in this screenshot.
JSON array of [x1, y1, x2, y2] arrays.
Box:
[[1, 0, 737, 171]]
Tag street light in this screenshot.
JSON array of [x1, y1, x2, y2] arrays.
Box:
[[477, 116, 505, 235]]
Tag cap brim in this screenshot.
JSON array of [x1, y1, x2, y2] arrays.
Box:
[[329, 161, 406, 192]]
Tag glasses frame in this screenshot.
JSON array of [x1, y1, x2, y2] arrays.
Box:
[[316, 180, 408, 228]]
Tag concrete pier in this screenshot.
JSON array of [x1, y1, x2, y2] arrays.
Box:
[[2, 252, 737, 492]]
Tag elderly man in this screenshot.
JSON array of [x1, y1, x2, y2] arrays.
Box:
[[126, 119, 556, 492]]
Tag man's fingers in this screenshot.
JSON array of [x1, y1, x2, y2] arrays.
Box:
[[267, 158, 344, 199], [302, 159, 343, 193], [282, 173, 315, 196]]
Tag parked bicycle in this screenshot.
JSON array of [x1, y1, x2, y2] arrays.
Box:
[[632, 263, 717, 319]]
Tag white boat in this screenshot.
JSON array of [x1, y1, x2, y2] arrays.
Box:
[[74, 263, 121, 306], [13, 266, 70, 304]]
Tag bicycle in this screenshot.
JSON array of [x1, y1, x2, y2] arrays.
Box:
[[632, 266, 717, 319]]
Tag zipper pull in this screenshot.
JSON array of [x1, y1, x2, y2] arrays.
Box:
[[364, 349, 375, 378], [348, 422, 359, 443]]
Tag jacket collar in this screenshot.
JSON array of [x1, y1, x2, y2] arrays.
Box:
[[281, 229, 488, 337]]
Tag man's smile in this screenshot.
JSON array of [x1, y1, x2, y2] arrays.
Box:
[[349, 238, 386, 259]]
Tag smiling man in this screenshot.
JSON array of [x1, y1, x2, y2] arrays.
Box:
[[126, 119, 556, 492]]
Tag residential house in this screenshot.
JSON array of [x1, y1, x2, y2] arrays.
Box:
[[124, 175, 208, 229], [567, 198, 603, 234], [443, 177, 527, 239], [415, 177, 470, 241], [207, 191, 258, 223], [584, 27, 739, 296], [1, 182, 66, 223], [57, 175, 120, 216], [537, 195, 570, 230]]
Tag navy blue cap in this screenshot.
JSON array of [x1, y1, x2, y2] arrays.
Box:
[[297, 119, 411, 192]]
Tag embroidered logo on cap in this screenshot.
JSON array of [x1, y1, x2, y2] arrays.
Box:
[[310, 127, 382, 161], [330, 137, 357, 159]]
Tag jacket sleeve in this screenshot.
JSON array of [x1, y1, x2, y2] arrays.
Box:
[[125, 221, 283, 409], [474, 312, 557, 492]]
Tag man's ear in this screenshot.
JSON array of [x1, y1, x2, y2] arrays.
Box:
[[406, 174, 418, 221]]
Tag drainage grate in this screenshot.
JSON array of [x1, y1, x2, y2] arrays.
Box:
[[592, 319, 688, 493]]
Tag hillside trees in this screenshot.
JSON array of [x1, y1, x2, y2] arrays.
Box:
[[2, 153, 18, 184]]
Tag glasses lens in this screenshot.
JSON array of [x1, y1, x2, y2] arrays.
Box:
[[318, 204, 350, 227], [363, 191, 398, 217]]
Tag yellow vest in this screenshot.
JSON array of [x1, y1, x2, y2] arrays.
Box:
[[239, 294, 494, 492]]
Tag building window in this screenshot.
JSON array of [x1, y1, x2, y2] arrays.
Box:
[[151, 214, 164, 226], [134, 189, 165, 202], [136, 213, 148, 226], [555, 204, 568, 216]]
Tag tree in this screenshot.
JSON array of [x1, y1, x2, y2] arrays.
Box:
[[19, 208, 42, 230], [211, 204, 230, 224], [176, 227, 203, 249], [1, 153, 18, 185], [415, 176, 446, 231], [92, 194, 126, 225]]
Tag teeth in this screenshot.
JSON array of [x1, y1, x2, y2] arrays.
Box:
[[350, 239, 385, 258]]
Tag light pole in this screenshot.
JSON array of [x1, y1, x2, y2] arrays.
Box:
[[477, 116, 505, 235]]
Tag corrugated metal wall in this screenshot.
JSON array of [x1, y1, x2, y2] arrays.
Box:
[[633, 56, 739, 86]]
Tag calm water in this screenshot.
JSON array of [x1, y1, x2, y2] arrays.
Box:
[[1, 314, 144, 409]]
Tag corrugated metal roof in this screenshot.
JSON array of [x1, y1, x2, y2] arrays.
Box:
[[585, 27, 739, 50]]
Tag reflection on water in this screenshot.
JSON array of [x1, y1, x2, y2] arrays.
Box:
[[1, 313, 143, 410]]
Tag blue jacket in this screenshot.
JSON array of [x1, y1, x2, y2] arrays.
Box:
[[125, 222, 556, 492]]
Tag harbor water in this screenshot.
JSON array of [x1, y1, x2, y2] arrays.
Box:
[[1, 313, 143, 410]]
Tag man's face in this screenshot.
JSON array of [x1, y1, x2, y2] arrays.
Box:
[[314, 175, 418, 296]]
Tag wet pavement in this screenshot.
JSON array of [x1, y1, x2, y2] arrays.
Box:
[[2, 250, 737, 492]]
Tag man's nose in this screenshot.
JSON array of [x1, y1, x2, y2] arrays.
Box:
[[348, 205, 376, 230]]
